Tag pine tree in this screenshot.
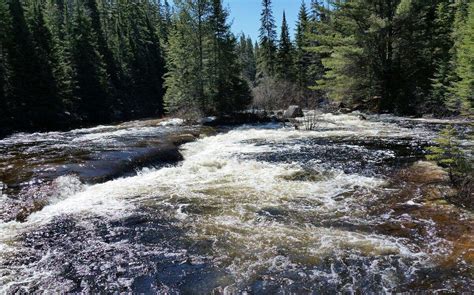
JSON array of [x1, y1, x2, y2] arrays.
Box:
[[42, 0, 74, 108], [451, 1, 473, 115], [237, 34, 256, 85], [0, 0, 10, 129], [6, 0, 60, 128], [69, 2, 110, 123], [164, 1, 205, 114], [276, 11, 295, 81], [127, 1, 166, 117], [295, 1, 309, 89], [258, 0, 277, 78], [429, 0, 457, 115], [85, 0, 120, 91], [208, 0, 250, 114]]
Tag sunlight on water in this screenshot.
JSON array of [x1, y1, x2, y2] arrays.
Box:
[[0, 113, 471, 292]]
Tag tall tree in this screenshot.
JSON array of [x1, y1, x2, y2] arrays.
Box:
[[6, 0, 60, 128], [165, 0, 249, 115], [238, 34, 256, 85], [69, 2, 109, 123], [0, 0, 10, 129], [276, 11, 295, 81], [295, 1, 309, 89], [258, 0, 277, 78], [127, 1, 166, 116], [451, 0, 474, 115]]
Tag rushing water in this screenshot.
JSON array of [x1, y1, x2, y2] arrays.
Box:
[[0, 113, 472, 293]]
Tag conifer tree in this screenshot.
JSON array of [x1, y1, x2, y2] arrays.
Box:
[[128, 1, 166, 116], [276, 11, 295, 82], [42, 0, 74, 109], [238, 35, 256, 85], [258, 0, 277, 78], [295, 1, 309, 89], [85, 0, 120, 91], [451, 1, 473, 115], [164, 1, 205, 113], [0, 0, 10, 129], [6, 0, 60, 128], [69, 2, 109, 123]]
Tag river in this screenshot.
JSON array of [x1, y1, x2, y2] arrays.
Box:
[[0, 112, 472, 293]]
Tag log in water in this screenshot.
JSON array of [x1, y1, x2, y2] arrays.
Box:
[[0, 113, 472, 293]]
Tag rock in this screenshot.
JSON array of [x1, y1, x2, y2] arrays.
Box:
[[283, 105, 304, 118], [169, 134, 196, 146], [358, 114, 367, 120], [339, 108, 352, 114], [400, 161, 449, 184]]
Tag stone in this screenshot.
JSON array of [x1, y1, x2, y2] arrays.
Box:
[[169, 134, 196, 146], [283, 105, 304, 118]]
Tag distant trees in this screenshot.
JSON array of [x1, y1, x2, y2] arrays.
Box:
[[450, 1, 473, 115], [237, 33, 257, 86], [0, 0, 472, 134], [164, 0, 250, 116], [307, 0, 473, 116], [0, 0, 171, 132]]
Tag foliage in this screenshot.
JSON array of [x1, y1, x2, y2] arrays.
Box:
[[257, 0, 277, 79], [164, 0, 250, 116], [450, 1, 474, 115], [426, 125, 472, 184], [306, 0, 473, 116]]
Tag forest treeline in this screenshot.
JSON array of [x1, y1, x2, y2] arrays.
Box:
[[0, 0, 473, 134], [254, 0, 473, 116]]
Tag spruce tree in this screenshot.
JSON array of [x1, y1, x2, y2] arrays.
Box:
[[276, 11, 295, 82], [258, 0, 277, 78], [69, 2, 109, 123], [295, 1, 309, 89], [42, 0, 74, 110], [6, 0, 60, 128], [451, 1, 473, 115], [85, 0, 120, 91], [0, 0, 10, 129], [429, 1, 457, 115], [164, 1, 204, 114], [127, 1, 166, 117]]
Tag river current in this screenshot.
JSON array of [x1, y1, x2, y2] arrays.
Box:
[[0, 113, 472, 293]]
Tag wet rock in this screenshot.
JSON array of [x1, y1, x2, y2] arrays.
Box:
[[399, 161, 449, 184], [338, 108, 352, 114], [283, 105, 304, 118], [281, 169, 328, 182], [203, 112, 272, 126], [168, 134, 196, 146], [15, 199, 48, 222]]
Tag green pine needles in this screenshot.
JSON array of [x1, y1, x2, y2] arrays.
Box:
[[426, 125, 472, 184]]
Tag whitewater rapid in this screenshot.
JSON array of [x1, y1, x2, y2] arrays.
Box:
[[0, 113, 472, 293]]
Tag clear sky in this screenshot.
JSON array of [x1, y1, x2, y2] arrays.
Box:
[[224, 0, 313, 42]]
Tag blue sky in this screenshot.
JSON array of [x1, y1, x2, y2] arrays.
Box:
[[224, 0, 313, 42]]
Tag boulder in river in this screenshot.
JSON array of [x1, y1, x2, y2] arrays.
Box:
[[283, 105, 304, 118], [169, 134, 196, 146]]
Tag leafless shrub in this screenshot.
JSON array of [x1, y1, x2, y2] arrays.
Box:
[[171, 103, 204, 124], [252, 77, 303, 111]]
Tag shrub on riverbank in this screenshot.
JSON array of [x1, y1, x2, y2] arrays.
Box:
[[426, 125, 473, 208]]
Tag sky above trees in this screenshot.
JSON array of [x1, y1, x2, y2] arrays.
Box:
[[225, 0, 317, 40]]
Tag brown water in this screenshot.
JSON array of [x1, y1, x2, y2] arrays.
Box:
[[0, 113, 472, 293]]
